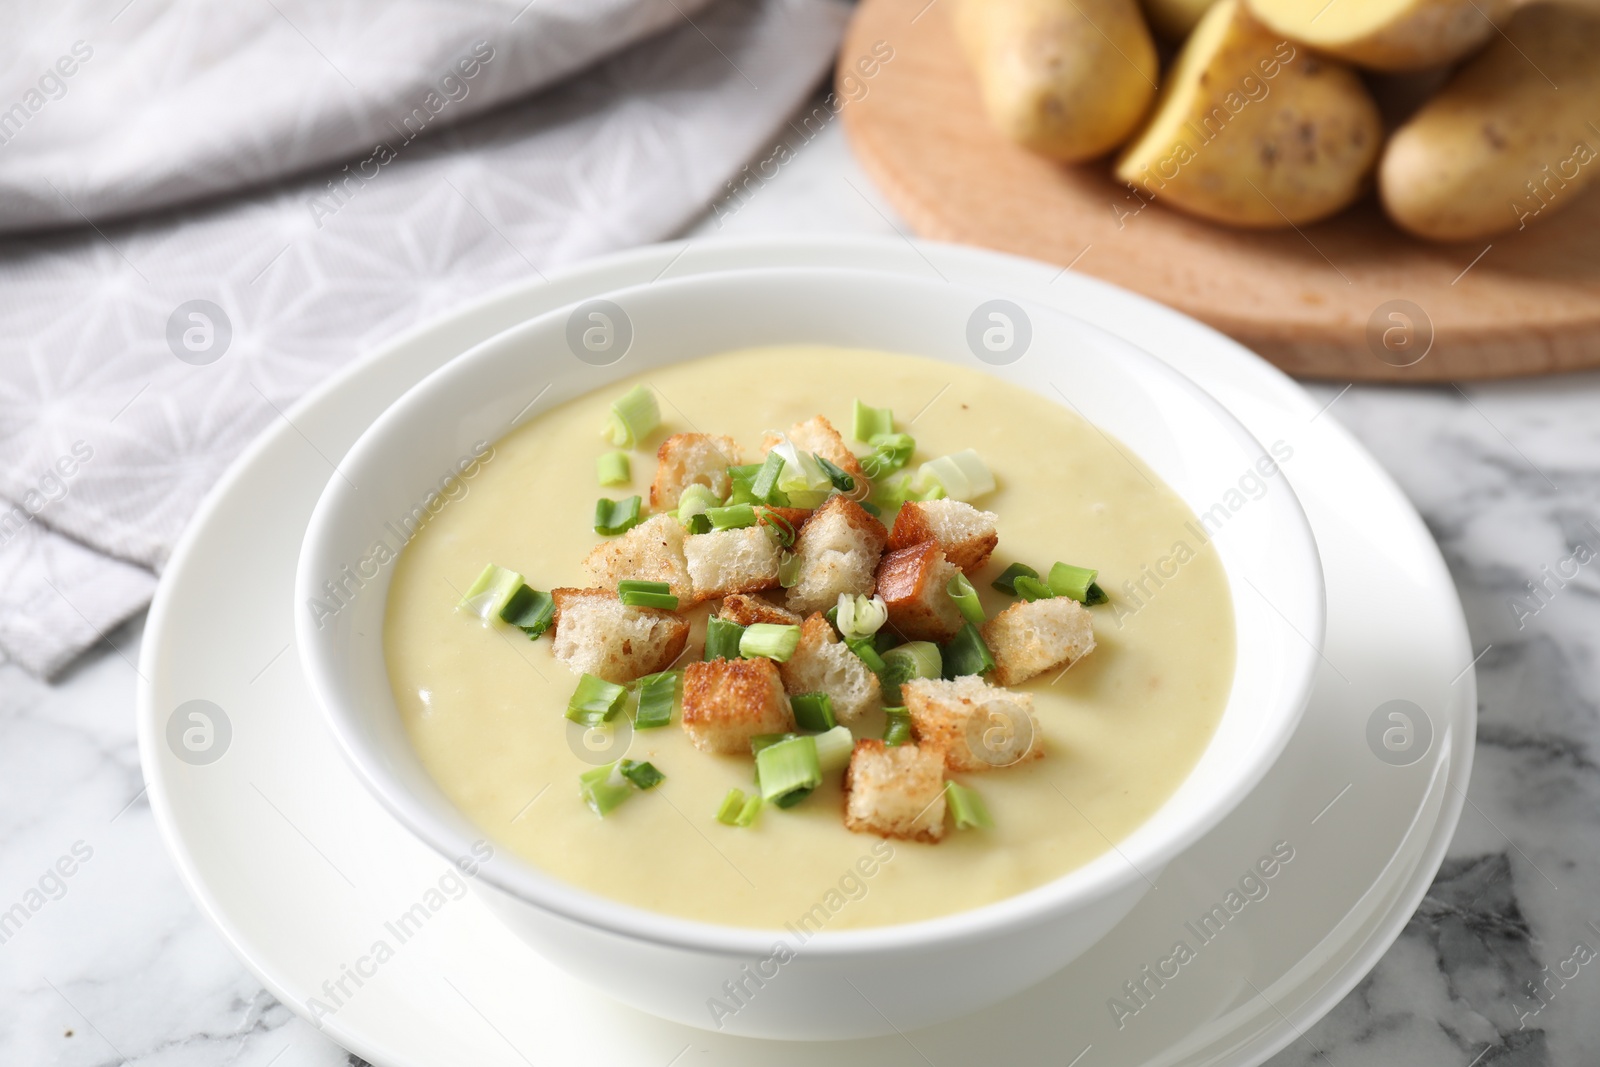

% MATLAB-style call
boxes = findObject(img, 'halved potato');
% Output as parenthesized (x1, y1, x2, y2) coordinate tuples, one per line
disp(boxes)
(954, 0, 1159, 162)
(1245, 0, 1509, 71)
(1379, 3, 1600, 242)
(1114, 0, 1382, 228)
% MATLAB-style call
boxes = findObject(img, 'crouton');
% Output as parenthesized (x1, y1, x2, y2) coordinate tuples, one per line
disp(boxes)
(888, 500, 999, 574)
(843, 740, 947, 842)
(762, 415, 867, 484)
(681, 657, 795, 754)
(982, 597, 1096, 686)
(649, 433, 742, 510)
(719, 593, 802, 627)
(549, 588, 689, 684)
(902, 675, 1043, 772)
(582, 514, 691, 600)
(684, 526, 782, 601)
(785, 495, 887, 615)
(875, 539, 964, 642)
(778, 613, 882, 724)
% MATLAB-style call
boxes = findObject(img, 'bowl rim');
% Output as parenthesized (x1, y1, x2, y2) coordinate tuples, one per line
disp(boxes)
(296, 265, 1325, 959)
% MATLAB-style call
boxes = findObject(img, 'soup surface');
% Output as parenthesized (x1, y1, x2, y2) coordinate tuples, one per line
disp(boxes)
(385, 346, 1234, 929)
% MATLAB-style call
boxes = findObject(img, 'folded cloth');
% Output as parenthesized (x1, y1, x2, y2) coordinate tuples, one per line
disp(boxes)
(0, 0, 850, 678)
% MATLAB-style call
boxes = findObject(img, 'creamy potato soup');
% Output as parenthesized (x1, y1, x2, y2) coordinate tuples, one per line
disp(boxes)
(385, 346, 1234, 930)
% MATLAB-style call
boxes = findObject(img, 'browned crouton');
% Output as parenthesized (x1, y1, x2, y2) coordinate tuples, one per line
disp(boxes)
(902, 675, 1043, 772)
(719, 594, 802, 627)
(684, 527, 781, 601)
(785, 495, 887, 614)
(649, 433, 742, 509)
(875, 539, 964, 642)
(777, 613, 881, 724)
(762, 415, 867, 484)
(982, 598, 1096, 686)
(582, 514, 691, 600)
(843, 740, 947, 842)
(681, 657, 795, 754)
(549, 588, 689, 684)
(888, 500, 999, 574)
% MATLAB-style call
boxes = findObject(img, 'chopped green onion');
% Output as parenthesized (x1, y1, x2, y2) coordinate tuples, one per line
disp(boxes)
(634, 670, 679, 729)
(740, 623, 801, 663)
(947, 573, 986, 626)
(618, 579, 671, 595)
(677, 484, 720, 533)
(602, 384, 659, 449)
(596, 450, 631, 486)
(499, 584, 555, 638)
(859, 499, 882, 517)
(881, 641, 942, 704)
(846, 636, 888, 674)
(618, 583, 679, 610)
(751, 451, 787, 504)
(778, 549, 801, 588)
(566, 673, 629, 727)
(726, 463, 788, 507)
(992, 562, 1040, 596)
(736, 792, 763, 826)
(774, 788, 814, 809)
(750, 732, 803, 755)
(768, 436, 831, 498)
(1048, 562, 1109, 605)
(874, 629, 902, 653)
(1014, 575, 1055, 601)
(913, 449, 995, 501)
(704, 616, 746, 660)
(945, 781, 994, 830)
(594, 495, 642, 536)
(756, 735, 821, 804)
(813, 725, 854, 773)
(791, 692, 837, 732)
(816, 455, 856, 493)
(853, 399, 894, 442)
(860, 433, 916, 480)
(619, 759, 664, 790)
(941, 623, 996, 678)
(579, 762, 635, 817)
(883, 707, 913, 746)
(706, 503, 758, 530)
(716, 788, 747, 825)
(757, 507, 797, 547)
(458, 563, 523, 621)
(835, 593, 888, 641)
(1084, 583, 1110, 606)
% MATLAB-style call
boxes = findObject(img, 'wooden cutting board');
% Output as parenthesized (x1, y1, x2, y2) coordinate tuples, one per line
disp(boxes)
(837, 0, 1600, 381)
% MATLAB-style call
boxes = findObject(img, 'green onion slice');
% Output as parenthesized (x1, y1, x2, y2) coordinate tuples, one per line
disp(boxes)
(881, 641, 942, 704)
(757, 507, 797, 547)
(579, 762, 635, 817)
(853, 399, 894, 442)
(566, 673, 628, 727)
(860, 433, 916, 480)
(813, 724, 854, 774)
(751, 451, 787, 504)
(859, 499, 882, 518)
(601, 384, 660, 449)
(706, 503, 758, 530)
(945, 781, 994, 830)
(739, 623, 801, 663)
(596, 450, 631, 487)
(458, 563, 523, 621)
(846, 636, 888, 674)
(735, 793, 763, 826)
(756, 735, 821, 804)
(913, 449, 995, 502)
(791, 692, 837, 732)
(1048, 562, 1109, 605)
(941, 623, 996, 679)
(816, 455, 856, 493)
(778, 549, 801, 588)
(619, 587, 679, 610)
(946, 573, 986, 626)
(677, 484, 721, 533)
(867, 469, 916, 511)
(992, 562, 1040, 596)
(1014, 575, 1055, 601)
(634, 670, 679, 729)
(835, 593, 888, 641)
(883, 707, 913, 746)
(703, 616, 746, 661)
(499, 584, 555, 638)
(716, 788, 747, 825)
(750, 732, 803, 755)
(594, 495, 642, 536)
(767, 436, 831, 497)
(618, 759, 664, 790)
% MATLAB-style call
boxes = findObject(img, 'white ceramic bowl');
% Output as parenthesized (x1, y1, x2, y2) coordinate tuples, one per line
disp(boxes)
(295, 267, 1323, 1040)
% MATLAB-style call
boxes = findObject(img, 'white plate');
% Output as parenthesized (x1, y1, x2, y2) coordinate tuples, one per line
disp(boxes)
(137, 237, 1474, 1067)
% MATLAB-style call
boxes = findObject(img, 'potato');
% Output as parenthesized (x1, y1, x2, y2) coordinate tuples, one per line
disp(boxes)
(1244, 0, 1509, 71)
(954, 0, 1159, 162)
(1379, 3, 1600, 242)
(1143, 0, 1222, 38)
(1114, 0, 1382, 227)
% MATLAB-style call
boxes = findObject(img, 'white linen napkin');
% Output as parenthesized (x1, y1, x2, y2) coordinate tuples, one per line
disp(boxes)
(0, 0, 850, 677)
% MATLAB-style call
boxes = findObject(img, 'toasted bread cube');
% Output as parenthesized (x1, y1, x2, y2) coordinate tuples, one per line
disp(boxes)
(549, 588, 689, 684)
(875, 539, 964, 642)
(681, 657, 795, 754)
(982, 597, 1096, 686)
(762, 415, 867, 484)
(785, 495, 887, 615)
(902, 675, 1043, 772)
(778, 613, 882, 725)
(888, 499, 999, 574)
(684, 526, 782, 601)
(649, 433, 742, 510)
(582, 514, 691, 600)
(843, 740, 947, 842)
(719, 593, 802, 627)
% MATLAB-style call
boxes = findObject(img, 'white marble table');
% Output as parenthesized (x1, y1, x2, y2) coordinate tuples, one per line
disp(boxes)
(5, 113, 1596, 1067)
